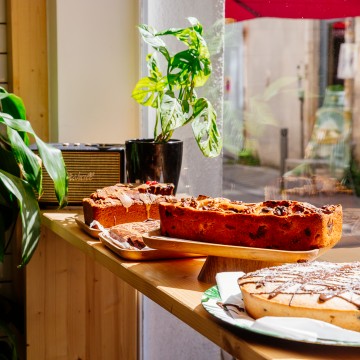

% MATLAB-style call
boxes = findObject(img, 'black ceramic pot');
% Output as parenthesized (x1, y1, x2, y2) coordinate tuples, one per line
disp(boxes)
(125, 139, 183, 193)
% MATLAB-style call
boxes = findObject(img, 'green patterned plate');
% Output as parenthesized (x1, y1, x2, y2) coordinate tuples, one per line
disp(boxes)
(201, 286, 360, 347)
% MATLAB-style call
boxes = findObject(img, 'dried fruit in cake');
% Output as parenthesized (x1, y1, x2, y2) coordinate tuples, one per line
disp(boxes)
(238, 261, 360, 331)
(159, 196, 342, 251)
(82, 182, 175, 228)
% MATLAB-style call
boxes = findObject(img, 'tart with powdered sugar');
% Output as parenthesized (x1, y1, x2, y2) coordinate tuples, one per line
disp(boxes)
(83, 182, 175, 228)
(238, 261, 360, 331)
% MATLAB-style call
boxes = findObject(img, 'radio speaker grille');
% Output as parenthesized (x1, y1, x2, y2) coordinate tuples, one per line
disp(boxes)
(32, 144, 125, 206)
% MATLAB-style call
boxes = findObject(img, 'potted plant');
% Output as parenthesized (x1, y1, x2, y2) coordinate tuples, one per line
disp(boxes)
(0, 87, 68, 266)
(0, 88, 68, 358)
(129, 17, 222, 191)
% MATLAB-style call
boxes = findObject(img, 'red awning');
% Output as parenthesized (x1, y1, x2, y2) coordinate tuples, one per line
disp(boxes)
(226, 0, 360, 21)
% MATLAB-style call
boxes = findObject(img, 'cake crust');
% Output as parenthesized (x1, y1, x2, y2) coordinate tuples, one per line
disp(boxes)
(238, 261, 360, 331)
(159, 197, 342, 251)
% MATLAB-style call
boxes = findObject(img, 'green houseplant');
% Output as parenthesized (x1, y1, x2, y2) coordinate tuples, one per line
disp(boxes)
(0, 88, 68, 358)
(0, 88, 68, 267)
(128, 17, 222, 189)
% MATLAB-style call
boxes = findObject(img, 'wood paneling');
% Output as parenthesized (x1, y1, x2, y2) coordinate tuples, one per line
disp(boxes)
(26, 227, 138, 360)
(7, 0, 49, 140)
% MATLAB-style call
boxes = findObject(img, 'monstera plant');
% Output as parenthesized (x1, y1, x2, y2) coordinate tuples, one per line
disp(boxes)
(128, 17, 222, 190)
(0, 87, 68, 267)
(131, 17, 222, 157)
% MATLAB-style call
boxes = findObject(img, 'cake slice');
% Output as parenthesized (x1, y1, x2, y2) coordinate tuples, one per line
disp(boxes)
(108, 220, 160, 249)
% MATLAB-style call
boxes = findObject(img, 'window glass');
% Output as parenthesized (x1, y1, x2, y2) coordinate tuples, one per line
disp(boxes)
(223, 16, 360, 241)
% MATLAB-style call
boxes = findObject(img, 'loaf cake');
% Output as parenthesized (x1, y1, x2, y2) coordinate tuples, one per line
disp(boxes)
(108, 220, 160, 250)
(83, 182, 174, 228)
(238, 261, 360, 331)
(159, 196, 342, 251)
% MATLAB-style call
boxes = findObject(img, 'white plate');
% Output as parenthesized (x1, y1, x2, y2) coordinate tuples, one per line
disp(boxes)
(201, 286, 360, 347)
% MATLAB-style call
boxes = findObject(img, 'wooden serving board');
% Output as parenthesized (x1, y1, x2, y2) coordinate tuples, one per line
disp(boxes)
(142, 230, 333, 283)
(99, 233, 201, 261)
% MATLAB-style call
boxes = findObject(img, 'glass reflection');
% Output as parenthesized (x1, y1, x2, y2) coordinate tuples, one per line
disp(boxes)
(223, 17, 360, 241)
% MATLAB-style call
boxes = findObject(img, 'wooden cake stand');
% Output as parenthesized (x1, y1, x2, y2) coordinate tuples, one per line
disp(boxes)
(142, 230, 332, 283)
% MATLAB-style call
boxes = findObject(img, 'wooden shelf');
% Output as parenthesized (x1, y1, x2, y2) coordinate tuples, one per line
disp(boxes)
(26, 210, 360, 360)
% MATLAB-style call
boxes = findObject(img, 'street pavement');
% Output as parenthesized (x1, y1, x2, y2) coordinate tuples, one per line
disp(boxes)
(223, 163, 360, 206)
(223, 163, 280, 203)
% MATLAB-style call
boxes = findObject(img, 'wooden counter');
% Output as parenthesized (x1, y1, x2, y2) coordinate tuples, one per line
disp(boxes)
(26, 210, 360, 359)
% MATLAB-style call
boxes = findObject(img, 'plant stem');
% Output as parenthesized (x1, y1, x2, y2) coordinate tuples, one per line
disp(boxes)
(154, 97, 161, 140)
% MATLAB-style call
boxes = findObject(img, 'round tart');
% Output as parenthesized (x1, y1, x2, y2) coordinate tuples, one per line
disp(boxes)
(238, 261, 360, 331)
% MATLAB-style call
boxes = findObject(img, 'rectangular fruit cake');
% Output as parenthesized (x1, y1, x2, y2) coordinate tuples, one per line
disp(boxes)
(83, 182, 175, 228)
(158, 196, 342, 251)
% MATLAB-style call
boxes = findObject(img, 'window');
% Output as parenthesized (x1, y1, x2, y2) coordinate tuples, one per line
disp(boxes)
(223, 16, 360, 240)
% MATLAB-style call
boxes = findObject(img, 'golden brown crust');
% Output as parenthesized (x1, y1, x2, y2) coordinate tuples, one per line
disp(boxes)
(82, 183, 174, 228)
(159, 197, 342, 251)
(238, 261, 360, 331)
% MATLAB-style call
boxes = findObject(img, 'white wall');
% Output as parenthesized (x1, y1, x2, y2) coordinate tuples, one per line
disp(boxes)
(48, 0, 140, 143)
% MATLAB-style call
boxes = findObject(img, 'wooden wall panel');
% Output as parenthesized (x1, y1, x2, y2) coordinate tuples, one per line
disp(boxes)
(26, 227, 139, 360)
(7, 0, 49, 140)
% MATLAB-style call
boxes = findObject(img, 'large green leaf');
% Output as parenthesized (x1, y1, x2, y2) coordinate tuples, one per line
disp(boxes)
(0, 116, 68, 207)
(0, 88, 68, 268)
(0, 87, 29, 145)
(132, 77, 164, 107)
(0, 146, 20, 177)
(156, 17, 204, 44)
(35, 138, 68, 207)
(138, 24, 171, 62)
(0, 93, 26, 120)
(168, 18, 210, 60)
(0, 170, 41, 267)
(7, 127, 42, 194)
(0, 112, 33, 132)
(158, 93, 187, 141)
(146, 53, 162, 79)
(187, 17, 203, 34)
(170, 50, 211, 87)
(138, 24, 166, 48)
(191, 98, 222, 158)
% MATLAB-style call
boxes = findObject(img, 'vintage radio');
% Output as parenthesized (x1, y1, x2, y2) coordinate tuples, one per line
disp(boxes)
(30, 143, 125, 206)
